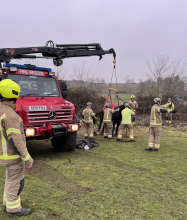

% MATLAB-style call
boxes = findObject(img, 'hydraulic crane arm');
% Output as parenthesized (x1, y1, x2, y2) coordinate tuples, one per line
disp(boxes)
(0, 40, 116, 67)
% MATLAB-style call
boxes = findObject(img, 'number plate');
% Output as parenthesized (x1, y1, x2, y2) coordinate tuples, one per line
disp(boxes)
(29, 106, 47, 111)
(51, 124, 63, 128)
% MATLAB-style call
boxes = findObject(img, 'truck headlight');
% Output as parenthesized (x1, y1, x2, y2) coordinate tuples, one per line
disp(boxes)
(72, 124, 78, 131)
(26, 128, 35, 136)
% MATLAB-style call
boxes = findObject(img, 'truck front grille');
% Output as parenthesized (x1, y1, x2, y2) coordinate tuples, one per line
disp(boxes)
(27, 109, 73, 123)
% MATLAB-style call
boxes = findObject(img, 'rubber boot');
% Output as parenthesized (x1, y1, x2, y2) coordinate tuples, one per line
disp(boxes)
(104, 136, 108, 138)
(130, 139, 135, 142)
(154, 149, 159, 151)
(8, 208, 32, 217)
(117, 139, 121, 141)
(108, 137, 114, 139)
(145, 148, 153, 151)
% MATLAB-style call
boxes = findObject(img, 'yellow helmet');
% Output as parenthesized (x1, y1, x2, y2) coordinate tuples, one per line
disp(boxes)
(0, 79, 20, 101)
(131, 95, 135, 99)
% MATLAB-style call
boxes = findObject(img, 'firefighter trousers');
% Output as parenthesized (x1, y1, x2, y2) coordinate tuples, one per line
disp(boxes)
(104, 122, 113, 138)
(166, 112, 172, 124)
(148, 126, 162, 149)
(3, 160, 25, 213)
(84, 122, 94, 138)
(118, 124, 134, 140)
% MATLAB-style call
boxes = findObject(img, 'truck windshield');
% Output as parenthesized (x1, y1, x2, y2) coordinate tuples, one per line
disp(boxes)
(7, 74, 60, 97)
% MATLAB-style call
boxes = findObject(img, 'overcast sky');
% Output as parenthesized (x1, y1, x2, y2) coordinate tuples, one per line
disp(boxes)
(1, 0, 187, 83)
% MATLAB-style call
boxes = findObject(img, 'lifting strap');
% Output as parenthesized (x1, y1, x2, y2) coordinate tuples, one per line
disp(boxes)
(112, 94, 119, 110)
(103, 59, 119, 111)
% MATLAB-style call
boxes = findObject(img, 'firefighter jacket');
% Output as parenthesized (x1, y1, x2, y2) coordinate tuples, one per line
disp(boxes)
(0, 101, 33, 166)
(121, 108, 135, 124)
(82, 108, 95, 123)
(128, 100, 138, 110)
(103, 108, 118, 122)
(150, 104, 170, 127)
(165, 102, 175, 111)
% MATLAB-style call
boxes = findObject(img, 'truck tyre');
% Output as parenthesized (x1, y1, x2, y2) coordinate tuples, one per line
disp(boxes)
(51, 132, 77, 152)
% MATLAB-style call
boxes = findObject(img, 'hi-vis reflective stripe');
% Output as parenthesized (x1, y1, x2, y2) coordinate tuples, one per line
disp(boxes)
(2, 134, 7, 156)
(0, 155, 20, 160)
(0, 114, 20, 160)
(22, 153, 30, 162)
(0, 114, 8, 157)
(89, 110, 91, 121)
(6, 197, 21, 209)
(155, 144, 160, 149)
(150, 107, 162, 126)
(0, 114, 6, 121)
(106, 109, 110, 120)
(3, 192, 6, 202)
(6, 128, 21, 136)
(19, 117, 22, 124)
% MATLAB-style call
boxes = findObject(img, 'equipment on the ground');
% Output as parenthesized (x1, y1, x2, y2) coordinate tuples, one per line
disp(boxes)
(76, 138, 98, 149)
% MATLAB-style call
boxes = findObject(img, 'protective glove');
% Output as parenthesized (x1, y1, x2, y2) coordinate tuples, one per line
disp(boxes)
(171, 110, 176, 113)
(169, 104, 172, 109)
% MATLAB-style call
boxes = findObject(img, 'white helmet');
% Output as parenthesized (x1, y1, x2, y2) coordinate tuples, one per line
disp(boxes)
(124, 103, 130, 108)
(87, 102, 92, 106)
(105, 103, 110, 108)
(153, 98, 161, 104)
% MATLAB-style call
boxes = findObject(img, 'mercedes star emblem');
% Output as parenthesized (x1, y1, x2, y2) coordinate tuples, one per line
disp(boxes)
(48, 111, 57, 120)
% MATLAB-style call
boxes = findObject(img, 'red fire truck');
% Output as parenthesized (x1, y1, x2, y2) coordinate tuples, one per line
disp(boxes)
(0, 41, 116, 151)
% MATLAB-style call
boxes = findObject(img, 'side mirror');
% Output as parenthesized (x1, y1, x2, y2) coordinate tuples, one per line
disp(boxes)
(62, 91, 67, 98)
(61, 81, 67, 91)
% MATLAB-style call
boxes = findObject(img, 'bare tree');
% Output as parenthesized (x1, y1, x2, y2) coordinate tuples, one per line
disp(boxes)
(123, 75, 135, 93)
(71, 59, 94, 83)
(145, 54, 187, 97)
(145, 54, 171, 95)
(70, 59, 106, 92)
(55, 65, 67, 80)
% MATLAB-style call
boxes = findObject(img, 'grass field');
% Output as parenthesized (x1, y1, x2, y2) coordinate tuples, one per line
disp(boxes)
(97, 84, 138, 94)
(99, 93, 132, 105)
(0, 126, 187, 219)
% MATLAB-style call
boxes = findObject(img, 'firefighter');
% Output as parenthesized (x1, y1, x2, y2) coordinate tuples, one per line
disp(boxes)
(128, 95, 138, 126)
(103, 103, 119, 139)
(117, 103, 135, 141)
(82, 102, 96, 138)
(165, 98, 175, 124)
(0, 79, 33, 217)
(145, 98, 171, 151)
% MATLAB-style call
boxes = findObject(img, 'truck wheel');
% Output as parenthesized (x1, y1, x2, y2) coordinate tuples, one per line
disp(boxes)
(51, 132, 77, 152)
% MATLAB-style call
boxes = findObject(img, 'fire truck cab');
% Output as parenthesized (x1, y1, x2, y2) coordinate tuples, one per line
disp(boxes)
(0, 63, 80, 151)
